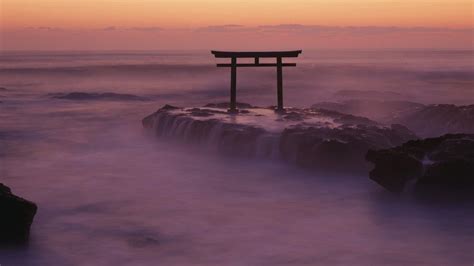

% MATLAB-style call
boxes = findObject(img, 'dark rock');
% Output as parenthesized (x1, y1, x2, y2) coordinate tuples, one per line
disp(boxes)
(366, 149, 423, 193)
(0, 183, 37, 244)
(0, 87, 7, 91)
(51, 92, 147, 101)
(366, 134, 474, 196)
(160, 104, 180, 111)
(281, 111, 305, 121)
(142, 105, 181, 128)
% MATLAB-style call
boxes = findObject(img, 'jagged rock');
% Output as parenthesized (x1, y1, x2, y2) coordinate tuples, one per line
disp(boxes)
(394, 104, 474, 137)
(366, 134, 474, 196)
(51, 92, 147, 101)
(0, 183, 38, 244)
(143, 104, 417, 172)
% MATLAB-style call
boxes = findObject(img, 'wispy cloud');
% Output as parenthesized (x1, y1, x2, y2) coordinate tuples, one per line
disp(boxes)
(188, 24, 474, 35)
(128, 27, 162, 32)
(23, 26, 64, 31)
(257, 24, 473, 34)
(102, 26, 117, 31)
(100, 26, 162, 32)
(195, 24, 249, 32)
(3, 24, 471, 50)
(14, 24, 473, 34)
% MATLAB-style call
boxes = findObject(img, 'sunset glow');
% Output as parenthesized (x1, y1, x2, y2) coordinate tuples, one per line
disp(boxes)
(1, 0, 473, 50)
(2, 0, 472, 29)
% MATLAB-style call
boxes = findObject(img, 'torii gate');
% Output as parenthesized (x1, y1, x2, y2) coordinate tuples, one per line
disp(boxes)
(211, 50, 302, 113)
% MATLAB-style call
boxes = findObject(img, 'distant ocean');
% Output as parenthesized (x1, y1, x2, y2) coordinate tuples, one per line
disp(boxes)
(1, 50, 473, 106)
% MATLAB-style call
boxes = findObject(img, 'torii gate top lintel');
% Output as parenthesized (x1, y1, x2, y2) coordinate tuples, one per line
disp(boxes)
(211, 50, 302, 113)
(211, 50, 302, 58)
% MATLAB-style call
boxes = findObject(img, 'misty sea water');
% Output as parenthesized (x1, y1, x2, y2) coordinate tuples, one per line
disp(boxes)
(0, 50, 473, 265)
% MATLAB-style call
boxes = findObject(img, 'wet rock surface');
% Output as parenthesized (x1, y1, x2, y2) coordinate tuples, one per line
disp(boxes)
(51, 92, 148, 101)
(366, 134, 474, 196)
(0, 183, 38, 245)
(143, 104, 417, 172)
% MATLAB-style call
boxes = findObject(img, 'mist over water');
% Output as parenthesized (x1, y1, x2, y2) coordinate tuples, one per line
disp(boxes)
(0, 50, 473, 265)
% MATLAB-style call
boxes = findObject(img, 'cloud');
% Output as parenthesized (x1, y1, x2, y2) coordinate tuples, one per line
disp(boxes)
(3, 24, 471, 50)
(196, 24, 249, 32)
(23, 26, 63, 31)
(128, 27, 162, 32)
(100, 26, 162, 32)
(190, 24, 473, 36)
(102, 26, 117, 31)
(256, 24, 473, 34)
(14, 24, 472, 35)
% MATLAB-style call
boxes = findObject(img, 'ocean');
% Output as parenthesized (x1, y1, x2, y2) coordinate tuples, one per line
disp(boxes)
(0, 50, 473, 265)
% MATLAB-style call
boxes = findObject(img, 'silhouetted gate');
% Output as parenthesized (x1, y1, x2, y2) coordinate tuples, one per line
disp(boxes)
(211, 50, 302, 113)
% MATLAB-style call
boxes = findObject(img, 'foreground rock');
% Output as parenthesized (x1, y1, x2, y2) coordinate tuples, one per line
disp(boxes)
(0, 183, 37, 244)
(143, 104, 416, 172)
(51, 92, 147, 101)
(366, 134, 474, 196)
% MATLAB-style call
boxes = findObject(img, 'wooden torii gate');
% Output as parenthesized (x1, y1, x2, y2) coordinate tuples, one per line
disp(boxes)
(211, 50, 302, 113)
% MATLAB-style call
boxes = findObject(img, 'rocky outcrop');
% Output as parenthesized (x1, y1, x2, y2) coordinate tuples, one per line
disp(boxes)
(366, 134, 474, 196)
(0, 183, 38, 244)
(312, 101, 474, 138)
(144, 104, 417, 172)
(394, 104, 474, 137)
(311, 100, 424, 123)
(51, 92, 147, 101)
(333, 90, 405, 100)
(143, 105, 270, 157)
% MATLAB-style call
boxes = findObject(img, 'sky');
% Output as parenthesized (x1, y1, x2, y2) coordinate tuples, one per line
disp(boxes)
(1, 0, 473, 50)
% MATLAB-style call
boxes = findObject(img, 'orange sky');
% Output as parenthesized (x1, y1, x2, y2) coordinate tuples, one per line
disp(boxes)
(1, 0, 472, 50)
(2, 0, 473, 29)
